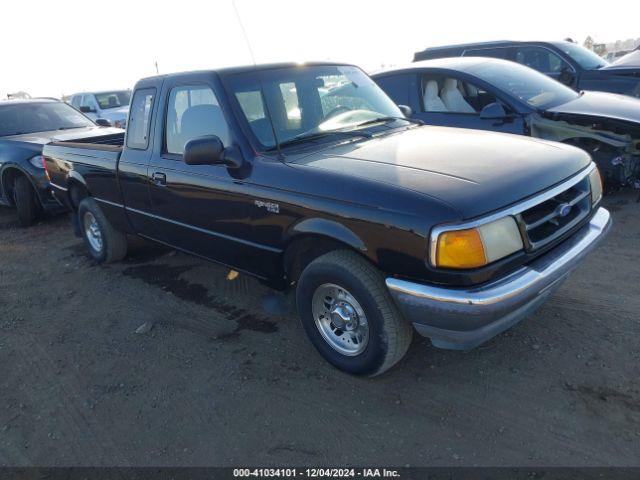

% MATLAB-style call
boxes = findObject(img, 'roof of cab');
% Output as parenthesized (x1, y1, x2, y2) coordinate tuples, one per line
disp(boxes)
(135, 61, 356, 86)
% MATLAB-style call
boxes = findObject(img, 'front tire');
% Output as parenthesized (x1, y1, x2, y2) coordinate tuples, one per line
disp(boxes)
(14, 176, 38, 227)
(78, 198, 127, 263)
(296, 250, 413, 376)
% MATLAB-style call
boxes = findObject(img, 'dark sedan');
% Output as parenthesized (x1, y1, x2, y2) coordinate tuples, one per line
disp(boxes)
(0, 99, 122, 226)
(372, 57, 640, 190)
(413, 40, 640, 99)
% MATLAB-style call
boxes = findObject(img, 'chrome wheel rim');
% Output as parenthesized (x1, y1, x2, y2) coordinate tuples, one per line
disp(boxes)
(311, 283, 369, 356)
(83, 212, 103, 253)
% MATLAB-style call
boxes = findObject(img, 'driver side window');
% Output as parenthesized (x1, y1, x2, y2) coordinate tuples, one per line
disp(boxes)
(165, 85, 230, 156)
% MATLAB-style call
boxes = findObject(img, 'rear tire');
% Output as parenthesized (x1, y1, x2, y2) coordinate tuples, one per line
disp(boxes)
(296, 250, 413, 376)
(78, 198, 127, 264)
(14, 176, 38, 227)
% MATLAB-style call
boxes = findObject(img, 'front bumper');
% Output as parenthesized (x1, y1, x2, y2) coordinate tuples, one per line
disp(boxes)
(386, 207, 612, 350)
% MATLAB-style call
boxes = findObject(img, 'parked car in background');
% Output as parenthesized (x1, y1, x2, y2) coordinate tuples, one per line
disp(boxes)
(68, 90, 131, 128)
(0, 99, 122, 226)
(611, 47, 640, 68)
(414, 41, 640, 98)
(373, 57, 640, 190)
(44, 63, 610, 376)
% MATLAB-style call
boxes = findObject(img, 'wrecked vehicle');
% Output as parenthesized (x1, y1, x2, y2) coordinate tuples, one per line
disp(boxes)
(372, 57, 640, 190)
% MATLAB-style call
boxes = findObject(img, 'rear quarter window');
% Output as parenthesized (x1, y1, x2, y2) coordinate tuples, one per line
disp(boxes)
(126, 88, 156, 150)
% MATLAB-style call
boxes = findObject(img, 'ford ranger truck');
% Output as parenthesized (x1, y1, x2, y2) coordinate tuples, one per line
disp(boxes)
(43, 63, 611, 376)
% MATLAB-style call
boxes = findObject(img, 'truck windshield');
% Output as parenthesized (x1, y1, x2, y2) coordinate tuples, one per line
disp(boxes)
(95, 91, 131, 110)
(469, 61, 580, 109)
(553, 42, 609, 70)
(0, 102, 95, 137)
(227, 65, 403, 149)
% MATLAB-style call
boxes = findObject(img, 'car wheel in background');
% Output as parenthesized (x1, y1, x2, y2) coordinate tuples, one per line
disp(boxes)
(296, 250, 413, 376)
(13, 176, 38, 227)
(77, 198, 127, 264)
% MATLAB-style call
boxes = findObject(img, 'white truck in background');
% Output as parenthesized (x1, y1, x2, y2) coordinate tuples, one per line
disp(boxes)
(68, 90, 131, 128)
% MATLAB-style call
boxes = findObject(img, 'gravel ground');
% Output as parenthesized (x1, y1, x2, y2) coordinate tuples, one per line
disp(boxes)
(0, 192, 638, 467)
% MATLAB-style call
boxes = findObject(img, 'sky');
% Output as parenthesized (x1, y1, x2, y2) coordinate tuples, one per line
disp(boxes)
(1, 0, 638, 98)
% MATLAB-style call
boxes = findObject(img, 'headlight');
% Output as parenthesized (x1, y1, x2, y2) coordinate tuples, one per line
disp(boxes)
(28, 155, 45, 169)
(588, 167, 603, 206)
(434, 216, 523, 269)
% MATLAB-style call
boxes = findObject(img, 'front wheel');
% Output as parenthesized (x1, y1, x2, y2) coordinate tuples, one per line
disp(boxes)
(78, 198, 127, 263)
(296, 250, 413, 376)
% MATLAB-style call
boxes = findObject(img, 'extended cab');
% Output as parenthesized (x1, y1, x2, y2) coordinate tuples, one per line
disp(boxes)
(43, 63, 611, 376)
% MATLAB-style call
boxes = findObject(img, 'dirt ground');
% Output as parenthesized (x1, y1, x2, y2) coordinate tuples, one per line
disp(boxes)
(0, 192, 638, 467)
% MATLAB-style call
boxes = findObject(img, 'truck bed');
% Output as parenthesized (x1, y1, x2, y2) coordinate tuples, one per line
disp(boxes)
(43, 132, 125, 214)
(48, 131, 124, 151)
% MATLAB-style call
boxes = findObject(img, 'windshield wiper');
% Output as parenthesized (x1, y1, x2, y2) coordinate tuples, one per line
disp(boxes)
(272, 130, 373, 150)
(354, 116, 424, 128)
(58, 126, 87, 130)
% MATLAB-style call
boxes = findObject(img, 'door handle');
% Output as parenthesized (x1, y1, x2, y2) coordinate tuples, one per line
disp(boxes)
(151, 172, 166, 186)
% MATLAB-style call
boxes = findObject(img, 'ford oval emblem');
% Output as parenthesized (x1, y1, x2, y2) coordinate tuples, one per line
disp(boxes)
(557, 203, 572, 217)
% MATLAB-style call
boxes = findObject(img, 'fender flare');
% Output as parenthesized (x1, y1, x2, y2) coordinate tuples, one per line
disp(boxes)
(285, 217, 367, 253)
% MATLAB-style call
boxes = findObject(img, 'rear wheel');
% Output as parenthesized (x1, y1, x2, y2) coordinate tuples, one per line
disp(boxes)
(296, 250, 413, 376)
(13, 176, 38, 227)
(78, 198, 127, 263)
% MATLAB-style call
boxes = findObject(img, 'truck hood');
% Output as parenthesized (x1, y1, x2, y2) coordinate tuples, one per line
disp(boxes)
(1, 126, 124, 146)
(289, 126, 590, 219)
(547, 91, 640, 126)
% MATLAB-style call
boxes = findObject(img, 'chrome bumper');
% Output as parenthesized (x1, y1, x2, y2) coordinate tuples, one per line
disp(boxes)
(386, 207, 612, 350)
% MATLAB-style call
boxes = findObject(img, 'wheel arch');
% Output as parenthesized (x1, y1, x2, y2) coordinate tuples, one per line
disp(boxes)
(283, 218, 369, 284)
(66, 175, 91, 211)
(1, 165, 39, 207)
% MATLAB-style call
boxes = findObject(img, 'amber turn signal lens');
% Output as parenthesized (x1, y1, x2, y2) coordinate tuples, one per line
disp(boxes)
(436, 228, 487, 269)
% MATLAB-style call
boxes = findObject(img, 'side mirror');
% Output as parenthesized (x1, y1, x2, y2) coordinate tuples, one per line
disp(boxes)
(480, 102, 508, 120)
(559, 67, 575, 86)
(79, 106, 95, 113)
(184, 135, 244, 169)
(95, 118, 111, 127)
(398, 104, 412, 117)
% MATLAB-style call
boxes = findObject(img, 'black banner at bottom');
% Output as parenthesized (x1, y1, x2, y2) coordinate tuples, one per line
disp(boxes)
(0, 467, 639, 480)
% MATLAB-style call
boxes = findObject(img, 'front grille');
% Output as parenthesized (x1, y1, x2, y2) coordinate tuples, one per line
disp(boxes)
(517, 176, 591, 251)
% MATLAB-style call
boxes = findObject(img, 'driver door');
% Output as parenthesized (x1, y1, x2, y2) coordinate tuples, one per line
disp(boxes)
(146, 77, 254, 271)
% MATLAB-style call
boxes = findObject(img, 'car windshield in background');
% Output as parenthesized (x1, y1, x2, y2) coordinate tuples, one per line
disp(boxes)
(554, 42, 609, 70)
(95, 91, 131, 110)
(228, 65, 403, 149)
(0, 102, 95, 137)
(469, 61, 580, 109)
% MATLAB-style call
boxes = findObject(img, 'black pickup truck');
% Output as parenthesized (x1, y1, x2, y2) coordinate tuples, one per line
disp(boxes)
(43, 62, 611, 376)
